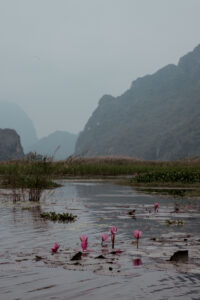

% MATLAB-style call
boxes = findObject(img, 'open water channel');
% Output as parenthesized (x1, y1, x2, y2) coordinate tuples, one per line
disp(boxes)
(0, 180, 200, 299)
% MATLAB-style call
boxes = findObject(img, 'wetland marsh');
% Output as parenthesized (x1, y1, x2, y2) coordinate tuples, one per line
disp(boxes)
(0, 180, 200, 299)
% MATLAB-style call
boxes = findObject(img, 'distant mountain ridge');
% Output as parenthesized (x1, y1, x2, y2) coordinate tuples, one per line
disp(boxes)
(75, 44, 200, 160)
(0, 101, 38, 152)
(27, 131, 78, 160)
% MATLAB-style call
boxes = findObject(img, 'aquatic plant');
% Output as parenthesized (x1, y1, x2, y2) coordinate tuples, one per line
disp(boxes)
(80, 235, 88, 251)
(101, 233, 109, 246)
(165, 219, 185, 225)
(128, 209, 136, 216)
(110, 226, 118, 249)
(40, 211, 77, 222)
(169, 250, 188, 262)
(1, 160, 59, 202)
(80, 234, 88, 242)
(154, 202, 159, 212)
(133, 168, 200, 184)
(134, 230, 142, 249)
(71, 251, 82, 261)
(51, 243, 60, 253)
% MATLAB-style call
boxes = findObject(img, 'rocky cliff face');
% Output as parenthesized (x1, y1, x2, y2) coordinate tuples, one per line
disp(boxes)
(0, 129, 24, 161)
(75, 44, 200, 160)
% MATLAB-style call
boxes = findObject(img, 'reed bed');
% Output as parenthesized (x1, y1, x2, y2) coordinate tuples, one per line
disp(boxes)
(0, 156, 200, 181)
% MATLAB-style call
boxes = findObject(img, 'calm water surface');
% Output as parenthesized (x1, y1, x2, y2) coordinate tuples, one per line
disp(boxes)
(0, 180, 200, 300)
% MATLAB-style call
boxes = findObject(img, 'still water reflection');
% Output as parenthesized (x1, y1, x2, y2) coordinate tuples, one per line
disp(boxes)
(0, 180, 200, 300)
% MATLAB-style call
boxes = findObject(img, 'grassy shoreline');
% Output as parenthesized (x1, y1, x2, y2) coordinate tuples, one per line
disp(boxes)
(0, 157, 200, 196)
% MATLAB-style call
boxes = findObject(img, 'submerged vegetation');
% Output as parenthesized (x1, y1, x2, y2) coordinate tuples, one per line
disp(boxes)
(40, 211, 77, 222)
(165, 219, 185, 225)
(132, 169, 200, 184)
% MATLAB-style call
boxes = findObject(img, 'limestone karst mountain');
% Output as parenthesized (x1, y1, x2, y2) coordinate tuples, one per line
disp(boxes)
(75, 44, 200, 160)
(0, 128, 24, 161)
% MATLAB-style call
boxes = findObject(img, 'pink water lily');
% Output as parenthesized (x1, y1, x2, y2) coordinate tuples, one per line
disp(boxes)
(110, 226, 118, 249)
(51, 243, 60, 253)
(101, 233, 109, 246)
(154, 202, 159, 213)
(134, 230, 142, 249)
(81, 241, 88, 251)
(110, 226, 118, 235)
(134, 230, 142, 239)
(80, 235, 88, 251)
(80, 234, 88, 242)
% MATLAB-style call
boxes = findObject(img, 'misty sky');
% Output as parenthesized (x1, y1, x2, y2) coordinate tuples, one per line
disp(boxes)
(0, 0, 200, 138)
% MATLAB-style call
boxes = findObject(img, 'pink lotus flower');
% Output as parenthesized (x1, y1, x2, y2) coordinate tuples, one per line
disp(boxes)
(80, 235, 88, 252)
(81, 241, 88, 251)
(110, 226, 118, 249)
(154, 202, 159, 212)
(110, 226, 118, 235)
(134, 230, 142, 249)
(51, 243, 60, 253)
(101, 233, 109, 246)
(80, 234, 88, 242)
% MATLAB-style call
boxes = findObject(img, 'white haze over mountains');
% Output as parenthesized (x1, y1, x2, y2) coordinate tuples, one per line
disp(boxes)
(0, 0, 200, 138)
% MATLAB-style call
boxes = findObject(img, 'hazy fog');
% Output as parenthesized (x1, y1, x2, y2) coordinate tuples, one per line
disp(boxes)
(0, 0, 200, 138)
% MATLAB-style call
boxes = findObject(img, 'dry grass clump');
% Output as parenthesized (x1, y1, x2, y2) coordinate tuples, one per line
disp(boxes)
(65, 155, 142, 165)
